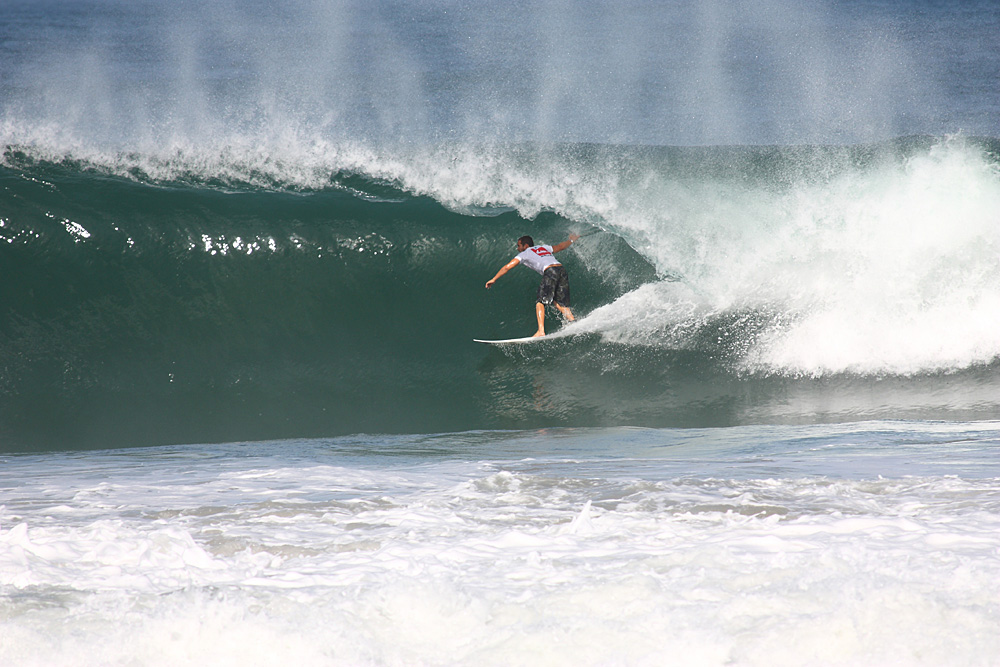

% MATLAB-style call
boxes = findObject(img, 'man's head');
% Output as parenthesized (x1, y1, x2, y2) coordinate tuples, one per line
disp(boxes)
(517, 235, 534, 251)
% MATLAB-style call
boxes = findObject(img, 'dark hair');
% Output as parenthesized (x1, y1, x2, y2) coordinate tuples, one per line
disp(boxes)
(518, 235, 534, 247)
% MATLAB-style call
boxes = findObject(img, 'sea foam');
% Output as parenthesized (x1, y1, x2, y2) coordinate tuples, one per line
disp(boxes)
(2, 427, 999, 666)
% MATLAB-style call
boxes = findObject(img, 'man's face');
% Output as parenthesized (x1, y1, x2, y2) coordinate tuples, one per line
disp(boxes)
(516, 240, 528, 252)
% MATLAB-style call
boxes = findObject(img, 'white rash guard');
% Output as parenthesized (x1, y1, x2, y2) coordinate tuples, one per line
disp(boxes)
(516, 245, 560, 274)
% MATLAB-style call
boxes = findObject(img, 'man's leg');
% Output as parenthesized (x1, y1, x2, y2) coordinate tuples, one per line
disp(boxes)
(555, 303, 575, 321)
(533, 302, 546, 337)
(554, 270, 574, 321)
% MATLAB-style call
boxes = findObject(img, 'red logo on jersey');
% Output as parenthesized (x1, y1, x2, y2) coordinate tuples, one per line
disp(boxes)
(532, 247, 552, 257)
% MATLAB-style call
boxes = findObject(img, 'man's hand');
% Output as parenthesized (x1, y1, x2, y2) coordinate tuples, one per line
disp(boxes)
(486, 257, 520, 288)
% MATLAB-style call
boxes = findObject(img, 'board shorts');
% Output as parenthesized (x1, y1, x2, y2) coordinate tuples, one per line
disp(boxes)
(537, 265, 570, 307)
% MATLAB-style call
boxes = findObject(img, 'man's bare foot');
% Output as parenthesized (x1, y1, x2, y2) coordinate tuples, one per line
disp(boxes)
(532, 330, 546, 337)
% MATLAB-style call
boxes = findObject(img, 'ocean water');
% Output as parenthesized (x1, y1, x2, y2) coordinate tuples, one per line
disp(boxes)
(2, 0, 1000, 664)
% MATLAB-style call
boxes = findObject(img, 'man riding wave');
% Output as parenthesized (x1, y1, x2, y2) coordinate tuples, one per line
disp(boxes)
(486, 233, 580, 337)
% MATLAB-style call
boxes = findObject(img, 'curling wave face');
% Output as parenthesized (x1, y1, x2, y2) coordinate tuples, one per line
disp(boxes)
(2, 136, 1000, 450)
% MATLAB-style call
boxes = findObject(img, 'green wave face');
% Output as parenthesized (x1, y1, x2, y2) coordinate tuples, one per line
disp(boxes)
(4, 137, 1000, 452)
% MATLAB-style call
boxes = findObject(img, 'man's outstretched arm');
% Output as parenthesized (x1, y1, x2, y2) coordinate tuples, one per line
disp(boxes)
(486, 257, 521, 289)
(551, 233, 581, 254)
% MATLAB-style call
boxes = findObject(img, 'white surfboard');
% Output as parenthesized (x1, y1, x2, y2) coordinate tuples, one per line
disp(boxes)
(474, 329, 579, 344)
(475, 320, 583, 345)
(473, 335, 548, 344)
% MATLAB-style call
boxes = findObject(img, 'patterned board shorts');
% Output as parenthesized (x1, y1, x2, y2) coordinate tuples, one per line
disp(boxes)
(537, 265, 571, 307)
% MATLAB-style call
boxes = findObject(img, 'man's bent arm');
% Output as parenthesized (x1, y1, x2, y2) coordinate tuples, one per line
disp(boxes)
(486, 257, 521, 288)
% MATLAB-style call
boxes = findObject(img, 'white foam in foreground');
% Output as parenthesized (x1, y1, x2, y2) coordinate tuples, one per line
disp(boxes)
(2, 426, 999, 666)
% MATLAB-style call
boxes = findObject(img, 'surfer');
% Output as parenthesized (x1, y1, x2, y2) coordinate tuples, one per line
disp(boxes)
(485, 234, 580, 337)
